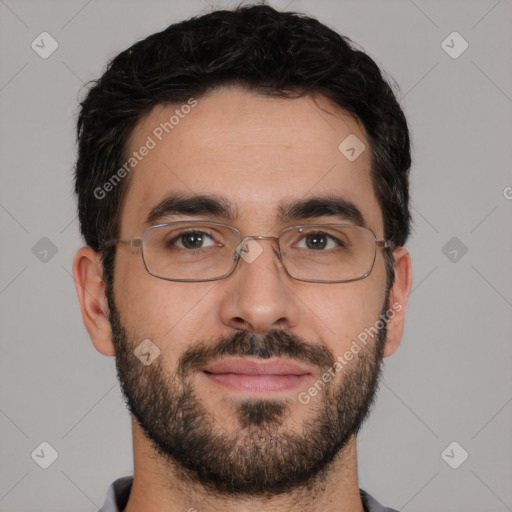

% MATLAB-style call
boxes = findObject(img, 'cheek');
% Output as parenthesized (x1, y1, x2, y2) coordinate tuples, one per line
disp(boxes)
(113, 252, 153, 329)
(113, 252, 214, 341)
(301, 275, 386, 355)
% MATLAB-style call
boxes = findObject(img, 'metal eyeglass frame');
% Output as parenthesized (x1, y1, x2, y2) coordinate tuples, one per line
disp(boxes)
(103, 220, 393, 283)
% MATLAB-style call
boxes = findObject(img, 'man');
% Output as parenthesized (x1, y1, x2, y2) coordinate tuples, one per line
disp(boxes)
(72, 3, 412, 511)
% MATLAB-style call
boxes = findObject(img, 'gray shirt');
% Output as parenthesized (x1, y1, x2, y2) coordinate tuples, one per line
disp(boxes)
(98, 476, 399, 512)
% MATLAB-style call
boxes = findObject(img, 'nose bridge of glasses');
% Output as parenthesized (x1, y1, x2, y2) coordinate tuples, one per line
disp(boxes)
(234, 235, 282, 260)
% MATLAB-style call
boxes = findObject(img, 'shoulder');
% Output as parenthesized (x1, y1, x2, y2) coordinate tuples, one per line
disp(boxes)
(98, 476, 133, 512)
(360, 488, 399, 512)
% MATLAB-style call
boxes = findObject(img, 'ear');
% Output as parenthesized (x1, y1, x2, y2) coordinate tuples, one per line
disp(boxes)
(383, 247, 412, 358)
(72, 246, 115, 356)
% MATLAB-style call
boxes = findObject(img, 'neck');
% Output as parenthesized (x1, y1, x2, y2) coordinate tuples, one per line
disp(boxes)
(123, 420, 365, 512)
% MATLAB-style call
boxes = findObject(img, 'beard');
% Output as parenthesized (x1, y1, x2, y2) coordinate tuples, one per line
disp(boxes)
(108, 293, 390, 498)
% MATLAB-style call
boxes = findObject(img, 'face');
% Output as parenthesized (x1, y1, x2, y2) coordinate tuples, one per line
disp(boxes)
(106, 87, 396, 496)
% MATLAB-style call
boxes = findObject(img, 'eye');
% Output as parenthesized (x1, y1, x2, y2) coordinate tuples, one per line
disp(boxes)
(172, 230, 218, 250)
(295, 231, 342, 251)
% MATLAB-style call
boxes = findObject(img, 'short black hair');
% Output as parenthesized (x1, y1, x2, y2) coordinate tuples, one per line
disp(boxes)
(74, 2, 411, 295)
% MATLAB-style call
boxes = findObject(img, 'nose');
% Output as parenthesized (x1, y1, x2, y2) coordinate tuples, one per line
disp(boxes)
(218, 237, 301, 334)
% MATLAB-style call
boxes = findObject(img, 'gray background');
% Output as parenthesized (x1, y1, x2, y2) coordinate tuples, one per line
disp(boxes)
(1, 0, 511, 510)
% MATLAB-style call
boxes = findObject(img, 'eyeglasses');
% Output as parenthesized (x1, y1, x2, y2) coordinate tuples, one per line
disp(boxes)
(103, 221, 392, 283)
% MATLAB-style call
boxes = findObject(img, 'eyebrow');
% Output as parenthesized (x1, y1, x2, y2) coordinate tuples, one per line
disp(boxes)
(144, 193, 366, 227)
(145, 193, 237, 226)
(278, 194, 366, 227)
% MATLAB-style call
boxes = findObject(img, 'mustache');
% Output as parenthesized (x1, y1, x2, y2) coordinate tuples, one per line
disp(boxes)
(177, 329, 335, 377)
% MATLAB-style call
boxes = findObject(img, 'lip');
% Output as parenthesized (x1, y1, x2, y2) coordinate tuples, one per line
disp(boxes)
(202, 357, 314, 376)
(201, 357, 315, 393)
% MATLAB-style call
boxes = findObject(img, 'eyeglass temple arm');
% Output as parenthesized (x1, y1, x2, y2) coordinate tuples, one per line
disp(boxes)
(102, 238, 143, 249)
(377, 240, 394, 250)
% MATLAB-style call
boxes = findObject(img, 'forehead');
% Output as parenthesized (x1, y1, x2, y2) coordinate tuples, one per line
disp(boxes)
(119, 87, 382, 236)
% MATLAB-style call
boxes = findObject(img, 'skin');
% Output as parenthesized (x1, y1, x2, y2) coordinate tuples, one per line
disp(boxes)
(73, 86, 412, 512)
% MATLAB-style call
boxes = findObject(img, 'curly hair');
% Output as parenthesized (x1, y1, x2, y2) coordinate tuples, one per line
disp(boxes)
(74, 3, 411, 295)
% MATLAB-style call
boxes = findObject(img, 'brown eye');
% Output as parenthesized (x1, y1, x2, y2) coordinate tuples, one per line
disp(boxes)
(296, 231, 342, 251)
(181, 232, 207, 249)
(169, 230, 217, 250)
(305, 233, 328, 250)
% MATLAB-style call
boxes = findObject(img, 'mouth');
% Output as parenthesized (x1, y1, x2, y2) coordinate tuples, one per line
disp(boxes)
(201, 357, 315, 393)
